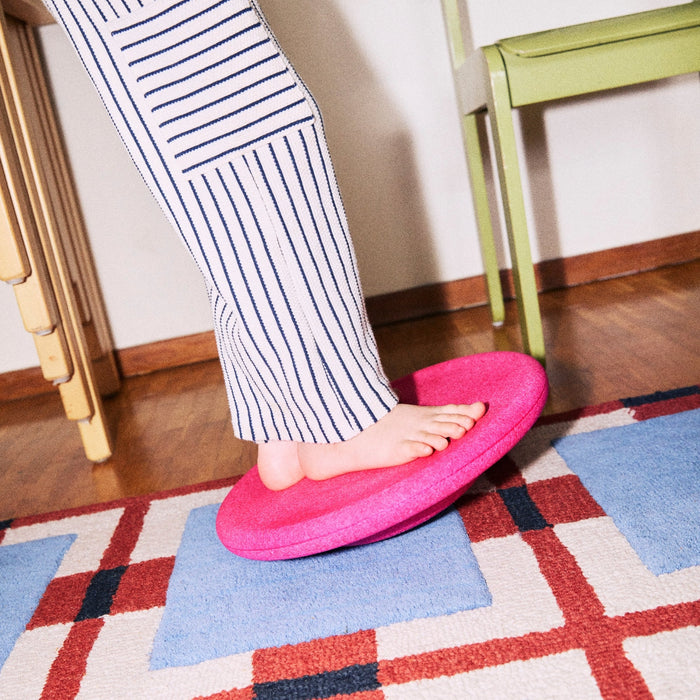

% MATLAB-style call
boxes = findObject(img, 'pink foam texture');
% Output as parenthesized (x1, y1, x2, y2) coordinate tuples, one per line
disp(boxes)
(216, 352, 548, 560)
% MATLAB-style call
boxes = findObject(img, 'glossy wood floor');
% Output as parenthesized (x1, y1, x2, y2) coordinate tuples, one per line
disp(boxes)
(1, 260, 698, 521)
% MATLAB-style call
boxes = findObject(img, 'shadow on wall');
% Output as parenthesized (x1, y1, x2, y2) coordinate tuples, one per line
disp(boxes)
(258, 0, 439, 297)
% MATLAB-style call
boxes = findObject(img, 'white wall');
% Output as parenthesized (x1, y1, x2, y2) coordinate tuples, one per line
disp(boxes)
(1, 0, 699, 372)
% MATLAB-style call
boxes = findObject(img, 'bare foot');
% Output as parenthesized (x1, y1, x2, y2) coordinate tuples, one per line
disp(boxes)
(257, 402, 486, 491)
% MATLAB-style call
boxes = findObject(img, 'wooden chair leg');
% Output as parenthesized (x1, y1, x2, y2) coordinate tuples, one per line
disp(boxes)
(0, 12, 115, 461)
(461, 112, 505, 326)
(482, 46, 545, 363)
(443, 0, 505, 326)
(16, 18, 120, 398)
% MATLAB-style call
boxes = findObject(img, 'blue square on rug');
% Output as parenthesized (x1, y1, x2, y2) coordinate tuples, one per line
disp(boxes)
(553, 408, 700, 575)
(150, 505, 491, 668)
(0, 534, 76, 668)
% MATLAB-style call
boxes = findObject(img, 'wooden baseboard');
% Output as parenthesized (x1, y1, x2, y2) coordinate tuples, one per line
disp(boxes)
(0, 331, 219, 403)
(366, 230, 700, 326)
(115, 330, 218, 378)
(3, 230, 698, 401)
(0, 365, 49, 403)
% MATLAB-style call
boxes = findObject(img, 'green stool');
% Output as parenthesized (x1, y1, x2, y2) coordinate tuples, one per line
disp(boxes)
(442, 1, 700, 363)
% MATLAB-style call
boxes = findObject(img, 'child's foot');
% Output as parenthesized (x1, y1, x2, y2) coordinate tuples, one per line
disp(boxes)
(257, 402, 486, 490)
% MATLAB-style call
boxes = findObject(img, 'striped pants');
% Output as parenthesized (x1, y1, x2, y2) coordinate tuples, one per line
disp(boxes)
(44, 0, 398, 443)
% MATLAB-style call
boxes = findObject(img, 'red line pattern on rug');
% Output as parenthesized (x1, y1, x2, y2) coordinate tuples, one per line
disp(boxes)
(2, 386, 698, 699)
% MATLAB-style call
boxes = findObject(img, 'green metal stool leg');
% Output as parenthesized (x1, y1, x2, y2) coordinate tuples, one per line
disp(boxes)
(461, 112, 505, 326)
(482, 46, 545, 363)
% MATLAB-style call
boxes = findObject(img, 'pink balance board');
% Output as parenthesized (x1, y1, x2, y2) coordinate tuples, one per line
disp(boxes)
(216, 351, 548, 560)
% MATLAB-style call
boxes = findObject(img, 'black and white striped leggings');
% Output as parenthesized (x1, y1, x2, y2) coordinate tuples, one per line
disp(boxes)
(44, 0, 398, 443)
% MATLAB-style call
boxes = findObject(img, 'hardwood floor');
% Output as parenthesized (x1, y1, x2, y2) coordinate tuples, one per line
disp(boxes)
(1, 259, 698, 521)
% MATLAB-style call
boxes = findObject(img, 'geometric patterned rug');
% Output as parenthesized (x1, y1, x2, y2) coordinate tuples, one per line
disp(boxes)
(1, 386, 698, 699)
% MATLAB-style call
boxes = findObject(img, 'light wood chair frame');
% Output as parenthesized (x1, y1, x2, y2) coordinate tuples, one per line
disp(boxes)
(0, 1, 119, 461)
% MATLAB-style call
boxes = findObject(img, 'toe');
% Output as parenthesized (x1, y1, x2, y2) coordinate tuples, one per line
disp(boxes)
(420, 432, 451, 452)
(434, 420, 469, 440)
(466, 402, 487, 420)
(411, 441, 435, 459)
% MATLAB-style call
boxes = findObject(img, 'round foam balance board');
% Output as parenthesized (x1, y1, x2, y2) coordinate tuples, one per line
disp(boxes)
(216, 351, 548, 560)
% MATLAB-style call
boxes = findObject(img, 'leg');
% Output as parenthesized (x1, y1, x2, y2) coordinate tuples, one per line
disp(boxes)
(44, 0, 396, 438)
(482, 47, 545, 361)
(462, 112, 506, 327)
(45, 0, 485, 489)
(442, 0, 504, 326)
